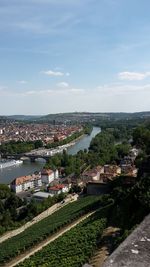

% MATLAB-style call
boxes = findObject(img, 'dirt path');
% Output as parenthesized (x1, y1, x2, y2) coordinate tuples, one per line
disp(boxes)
(0, 194, 78, 244)
(89, 227, 120, 267)
(4, 211, 95, 267)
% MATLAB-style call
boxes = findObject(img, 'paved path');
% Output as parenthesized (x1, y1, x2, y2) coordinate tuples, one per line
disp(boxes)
(0, 194, 78, 244)
(4, 211, 95, 267)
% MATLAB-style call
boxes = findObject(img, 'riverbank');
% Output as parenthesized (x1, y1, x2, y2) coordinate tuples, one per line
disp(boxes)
(0, 127, 101, 184)
(25, 134, 86, 157)
(45, 128, 86, 150)
(68, 127, 101, 155)
(67, 133, 85, 147)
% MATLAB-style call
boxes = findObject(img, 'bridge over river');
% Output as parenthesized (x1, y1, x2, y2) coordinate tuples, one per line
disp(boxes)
(0, 127, 101, 184)
(1, 153, 50, 163)
(0, 141, 75, 162)
(1, 150, 55, 163)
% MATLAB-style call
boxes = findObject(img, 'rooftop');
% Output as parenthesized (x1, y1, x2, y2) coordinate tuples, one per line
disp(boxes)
(32, 192, 51, 198)
(48, 184, 65, 191)
(11, 174, 40, 185)
(41, 169, 54, 175)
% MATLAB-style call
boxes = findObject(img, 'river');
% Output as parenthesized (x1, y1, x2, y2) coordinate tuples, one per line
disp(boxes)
(67, 126, 101, 155)
(0, 127, 101, 184)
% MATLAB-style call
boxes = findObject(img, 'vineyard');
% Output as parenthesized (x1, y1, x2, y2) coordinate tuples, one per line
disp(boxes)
(17, 212, 107, 267)
(0, 195, 106, 265)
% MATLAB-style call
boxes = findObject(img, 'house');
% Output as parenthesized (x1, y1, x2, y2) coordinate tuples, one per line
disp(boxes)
(11, 173, 42, 193)
(54, 169, 59, 179)
(121, 164, 138, 177)
(104, 165, 121, 175)
(82, 166, 104, 182)
(85, 165, 121, 195)
(100, 173, 116, 183)
(71, 178, 84, 187)
(61, 176, 83, 188)
(61, 178, 72, 189)
(53, 134, 66, 142)
(120, 156, 134, 166)
(41, 169, 59, 184)
(129, 148, 139, 159)
(48, 184, 69, 196)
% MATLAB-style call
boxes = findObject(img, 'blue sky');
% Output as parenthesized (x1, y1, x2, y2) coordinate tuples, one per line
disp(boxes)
(0, 0, 150, 114)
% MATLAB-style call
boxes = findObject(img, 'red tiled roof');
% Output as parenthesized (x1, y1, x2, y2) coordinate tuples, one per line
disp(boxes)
(11, 174, 40, 185)
(48, 184, 65, 191)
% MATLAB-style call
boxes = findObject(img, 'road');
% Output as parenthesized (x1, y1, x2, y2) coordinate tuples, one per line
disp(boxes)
(0, 194, 78, 244)
(4, 211, 95, 267)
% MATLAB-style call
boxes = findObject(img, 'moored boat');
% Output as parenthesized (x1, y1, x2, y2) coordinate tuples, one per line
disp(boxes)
(0, 160, 23, 169)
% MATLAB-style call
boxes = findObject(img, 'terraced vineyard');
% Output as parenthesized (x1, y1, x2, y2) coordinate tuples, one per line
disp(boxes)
(17, 211, 108, 267)
(0, 195, 106, 266)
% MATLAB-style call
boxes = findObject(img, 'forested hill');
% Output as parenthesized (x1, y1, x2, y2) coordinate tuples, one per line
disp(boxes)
(37, 111, 150, 122)
(1, 111, 150, 123)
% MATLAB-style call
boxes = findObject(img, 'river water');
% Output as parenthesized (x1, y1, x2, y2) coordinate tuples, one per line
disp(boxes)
(67, 126, 101, 155)
(0, 127, 101, 184)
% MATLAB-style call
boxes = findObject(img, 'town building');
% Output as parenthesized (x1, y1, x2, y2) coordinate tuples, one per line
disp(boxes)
(48, 184, 69, 196)
(85, 165, 122, 195)
(129, 148, 139, 158)
(11, 173, 42, 193)
(82, 166, 104, 182)
(0, 122, 83, 145)
(103, 165, 121, 175)
(100, 173, 116, 183)
(41, 169, 59, 184)
(120, 164, 138, 177)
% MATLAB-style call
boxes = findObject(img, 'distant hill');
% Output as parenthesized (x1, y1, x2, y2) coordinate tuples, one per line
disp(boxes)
(39, 111, 150, 122)
(7, 115, 42, 121)
(0, 112, 150, 123)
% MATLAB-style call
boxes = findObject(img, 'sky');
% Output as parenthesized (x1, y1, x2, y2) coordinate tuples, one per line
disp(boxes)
(0, 0, 150, 115)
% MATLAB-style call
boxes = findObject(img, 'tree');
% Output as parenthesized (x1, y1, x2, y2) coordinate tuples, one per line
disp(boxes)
(116, 143, 131, 159)
(34, 140, 43, 149)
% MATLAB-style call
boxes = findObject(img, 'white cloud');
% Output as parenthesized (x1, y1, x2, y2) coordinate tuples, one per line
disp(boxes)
(118, 71, 150, 81)
(69, 88, 85, 93)
(41, 70, 70, 77)
(41, 70, 64, 76)
(0, 82, 150, 114)
(25, 89, 53, 95)
(17, 80, 28, 84)
(23, 87, 85, 96)
(57, 82, 69, 88)
(96, 83, 150, 95)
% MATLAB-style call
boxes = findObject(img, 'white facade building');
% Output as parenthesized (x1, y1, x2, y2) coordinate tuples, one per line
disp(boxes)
(48, 184, 69, 196)
(54, 169, 59, 179)
(11, 173, 42, 193)
(41, 169, 59, 184)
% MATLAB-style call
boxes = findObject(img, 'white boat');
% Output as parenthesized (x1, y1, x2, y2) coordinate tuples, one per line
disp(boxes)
(0, 160, 23, 169)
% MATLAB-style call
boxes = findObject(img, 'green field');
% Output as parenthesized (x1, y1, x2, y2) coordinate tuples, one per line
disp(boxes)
(0, 195, 106, 265)
(17, 210, 108, 267)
